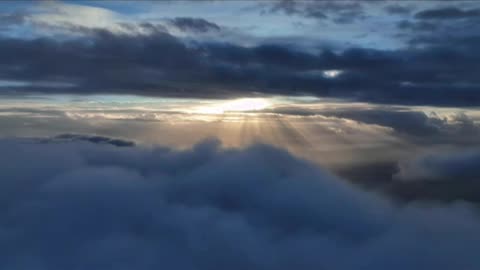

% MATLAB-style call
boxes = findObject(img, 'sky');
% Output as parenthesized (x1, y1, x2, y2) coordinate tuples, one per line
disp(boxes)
(1, 0, 480, 269)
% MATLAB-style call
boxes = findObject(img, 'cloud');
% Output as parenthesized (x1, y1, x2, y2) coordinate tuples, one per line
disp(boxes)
(28, 1, 125, 34)
(269, 106, 480, 144)
(0, 28, 479, 107)
(51, 133, 135, 147)
(415, 7, 480, 20)
(324, 110, 480, 142)
(0, 2, 172, 37)
(321, 109, 447, 137)
(268, 0, 365, 24)
(1, 2, 480, 107)
(377, 148, 480, 203)
(0, 11, 28, 30)
(168, 17, 221, 33)
(1, 137, 480, 269)
(397, 20, 437, 32)
(384, 4, 412, 15)
(395, 148, 480, 182)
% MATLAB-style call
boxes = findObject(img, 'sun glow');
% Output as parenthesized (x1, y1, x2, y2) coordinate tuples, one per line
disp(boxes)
(195, 98, 272, 114)
(323, 70, 343, 78)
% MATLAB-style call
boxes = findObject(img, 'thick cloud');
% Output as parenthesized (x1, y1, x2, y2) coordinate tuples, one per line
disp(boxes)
(168, 17, 221, 33)
(322, 109, 447, 137)
(395, 148, 480, 182)
(322, 109, 480, 142)
(269, 106, 480, 145)
(0, 1, 479, 106)
(400, 5, 480, 49)
(397, 20, 437, 32)
(268, 0, 365, 23)
(0, 11, 27, 30)
(384, 4, 412, 15)
(51, 133, 135, 147)
(372, 148, 480, 203)
(415, 7, 480, 20)
(0, 24, 480, 106)
(1, 137, 480, 269)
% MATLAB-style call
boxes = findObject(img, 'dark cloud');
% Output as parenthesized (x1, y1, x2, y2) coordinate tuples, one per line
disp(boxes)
(268, 0, 365, 23)
(138, 22, 168, 33)
(269, 107, 480, 144)
(322, 109, 447, 137)
(169, 17, 221, 33)
(336, 155, 480, 204)
(415, 7, 480, 20)
(400, 4, 480, 45)
(268, 106, 480, 203)
(0, 4, 480, 107)
(395, 148, 480, 182)
(268, 0, 327, 19)
(1, 137, 480, 269)
(325, 110, 480, 144)
(0, 11, 27, 29)
(0, 30, 209, 96)
(384, 4, 412, 15)
(0, 28, 479, 107)
(370, 148, 480, 203)
(387, 178, 480, 203)
(51, 133, 135, 147)
(397, 20, 438, 32)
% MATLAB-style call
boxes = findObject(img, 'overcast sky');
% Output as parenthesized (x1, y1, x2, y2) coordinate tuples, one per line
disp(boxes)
(0, 0, 479, 106)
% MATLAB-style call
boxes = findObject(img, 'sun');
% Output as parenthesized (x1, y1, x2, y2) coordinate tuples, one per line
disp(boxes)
(195, 98, 272, 114)
(222, 98, 271, 112)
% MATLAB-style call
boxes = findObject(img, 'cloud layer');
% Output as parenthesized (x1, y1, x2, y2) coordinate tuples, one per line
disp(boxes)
(0, 1, 479, 106)
(396, 148, 480, 182)
(1, 137, 480, 269)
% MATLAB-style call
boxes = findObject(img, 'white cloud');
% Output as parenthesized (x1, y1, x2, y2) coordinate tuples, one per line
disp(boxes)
(27, 1, 128, 34)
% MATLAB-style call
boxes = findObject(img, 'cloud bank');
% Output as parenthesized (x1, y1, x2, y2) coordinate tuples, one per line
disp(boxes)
(396, 148, 480, 182)
(1, 28, 478, 106)
(1, 137, 480, 269)
(1, 1, 480, 107)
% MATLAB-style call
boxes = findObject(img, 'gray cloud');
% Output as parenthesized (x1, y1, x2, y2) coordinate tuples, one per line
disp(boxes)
(415, 7, 480, 20)
(50, 133, 135, 147)
(395, 148, 480, 182)
(268, 0, 365, 23)
(269, 107, 480, 144)
(1, 2, 480, 107)
(371, 148, 480, 203)
(397, 20, 438, 32)
(1, 137, 480, 269)
(169, 17, 221, 33)
(323, 110, 480, 143)
(0, 11, 27, 30)
(384, 4, 412, 15)
(0, 27, 480, 107)
(322, 109, 447, 137)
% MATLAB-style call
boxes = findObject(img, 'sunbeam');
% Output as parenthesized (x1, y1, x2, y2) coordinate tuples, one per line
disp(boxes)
(194, 98, 272, 115)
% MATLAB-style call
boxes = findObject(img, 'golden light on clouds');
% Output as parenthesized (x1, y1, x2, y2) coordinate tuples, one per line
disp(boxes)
(194, 98, 272, 114)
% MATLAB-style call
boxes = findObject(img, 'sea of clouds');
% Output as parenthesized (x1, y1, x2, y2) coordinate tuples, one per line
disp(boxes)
(0, 136, 479, 269)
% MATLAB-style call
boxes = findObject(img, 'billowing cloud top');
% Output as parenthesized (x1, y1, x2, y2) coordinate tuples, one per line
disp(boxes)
(0, 0, 479, 107)
(1, 137, 480, 269)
